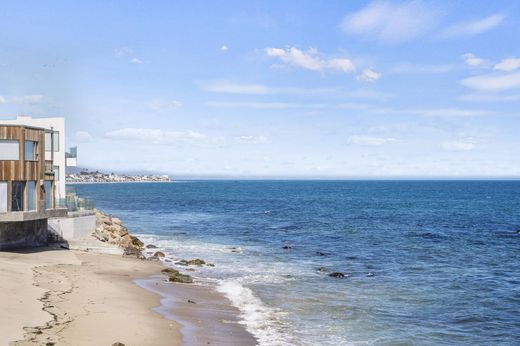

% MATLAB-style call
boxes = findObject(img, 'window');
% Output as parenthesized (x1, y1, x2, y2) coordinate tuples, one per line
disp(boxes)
(27, 181, 36, 211)
(11, 181, 25, 212)
(44, 181, 52, 209)
(45, 131, 59, 152)
(53, 165, 60, 181)
(0, 140, 19, 160)
(24, 141, 37, 161)
(0, 182, 6, 213)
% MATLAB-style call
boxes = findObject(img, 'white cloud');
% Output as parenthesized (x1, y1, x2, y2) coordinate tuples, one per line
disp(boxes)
(202, 81, 270, 94)
(131, 57, 143, 64)
(115, 47, 132, 57)
(388, 63, 456, 74)
(340, 1, 437, 43)
(494, 58, 520, 72)
(461, 72, 520, 91)
(205, 101, 296, 109)
(0, 96, 5, 104)
(149, 100, 183, 112)
(460, 93, 520, 102)
(12, 94, 44, 104)
(462, 53, 489, 68)
(265, 47, 355, 73)
(357, 68, 381, 82)
(235, 135, 270, 144)
(441, 14, 504, 37)
(442, 139, 476, 151)
(201, 81, 334, 95)
(105, 128, 206, 144)
(74, 131, 93, 143)
(347, 136, 397, 146)
(407, 108, 494, 117)
(220, 45, 229, 51)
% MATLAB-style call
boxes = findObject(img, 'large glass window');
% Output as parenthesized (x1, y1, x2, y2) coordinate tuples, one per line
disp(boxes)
(27, 181, 36, 211)
(11, 181, 25, 212)
(24, 141, 37, 161)
(44, 181, 53, 209)
(45, 131, 59, 152)
(53, 165, 60, 181)
(0, 140, 19, 160)
(0, 182, 7, 213)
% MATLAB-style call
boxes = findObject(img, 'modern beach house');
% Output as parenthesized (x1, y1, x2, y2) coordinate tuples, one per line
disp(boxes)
(1, 116, 67, 201)
(0, 123, 67, 248)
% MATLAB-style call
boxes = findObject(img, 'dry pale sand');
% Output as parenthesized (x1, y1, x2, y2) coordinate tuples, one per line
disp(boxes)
(0, 247, 256, 346)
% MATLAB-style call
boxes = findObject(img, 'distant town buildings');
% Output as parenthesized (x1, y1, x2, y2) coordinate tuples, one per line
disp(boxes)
(66, 170, 170, 183)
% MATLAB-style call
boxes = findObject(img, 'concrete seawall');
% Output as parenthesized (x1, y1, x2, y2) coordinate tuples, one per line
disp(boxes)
(0, 219, 49, 249)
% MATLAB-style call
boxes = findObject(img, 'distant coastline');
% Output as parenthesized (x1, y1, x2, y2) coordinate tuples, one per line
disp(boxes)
(66, 169, 171, 184)
(67, 180, 173, 184)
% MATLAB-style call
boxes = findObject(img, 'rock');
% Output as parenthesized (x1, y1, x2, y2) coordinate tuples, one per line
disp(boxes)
(186, 268, 195, 271)
(168, 272, 193, 284)
(316, 251, 329, 256)
(112, 218, 121, 225)
(161, 268, 178, 274)
(146, 244, 158, 249)
(164, 259, 172, 262)
(329, 272, 345, 278)
(207, 263, 215, 267)
(188, 299, 196, 304)
(186, 259, 205, 266)
(317, 267, 328, 273)
(282, 245, 292, 250)
(153, 251, 166, 258)
(112, 343, 125, 346)
(175, 261, 188, 266)
(147, 256, 160, 261)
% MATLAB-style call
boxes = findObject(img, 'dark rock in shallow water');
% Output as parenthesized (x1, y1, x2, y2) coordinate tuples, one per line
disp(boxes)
(162, 267, 193, 283)
(207, 263, 215, 267)
(168, 272, 193, 284)
(161, 268, 178, 274)
(329, 272, 346, 278)
(317, 267, 328, 273)
(282, 245, 292, 249)
(186, 258, 206, 266)
(175, 261, 188, 266)
(316, 251, 329, 256)
(188, 299, 196, 304)
(153, 251, 165, 258)
(146, 244, 158, 249)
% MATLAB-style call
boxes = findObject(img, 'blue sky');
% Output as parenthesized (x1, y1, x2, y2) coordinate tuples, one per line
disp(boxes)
(1, 0, 520, 178)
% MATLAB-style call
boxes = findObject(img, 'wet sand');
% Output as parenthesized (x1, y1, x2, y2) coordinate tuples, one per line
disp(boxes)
(0, 248, 256, 346)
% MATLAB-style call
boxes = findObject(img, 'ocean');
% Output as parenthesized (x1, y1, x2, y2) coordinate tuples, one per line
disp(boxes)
(71, 180, 520, 345)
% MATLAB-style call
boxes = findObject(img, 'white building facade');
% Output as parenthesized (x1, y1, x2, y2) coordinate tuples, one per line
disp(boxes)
(0, 116, 66, 201)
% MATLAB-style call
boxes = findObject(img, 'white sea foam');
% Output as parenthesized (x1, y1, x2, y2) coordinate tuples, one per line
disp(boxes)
(217, 280, 297, 346)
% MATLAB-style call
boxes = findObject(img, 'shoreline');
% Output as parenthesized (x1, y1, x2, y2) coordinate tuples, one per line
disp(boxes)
(1, 215, 257, 345)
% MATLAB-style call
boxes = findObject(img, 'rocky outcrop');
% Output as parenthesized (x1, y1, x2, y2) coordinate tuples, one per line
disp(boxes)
(161, 268, 193, 283)
(93, 210, 144, 258)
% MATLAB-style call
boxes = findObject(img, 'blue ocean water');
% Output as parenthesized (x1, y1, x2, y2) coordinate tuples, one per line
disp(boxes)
(72, 181, 520, 345)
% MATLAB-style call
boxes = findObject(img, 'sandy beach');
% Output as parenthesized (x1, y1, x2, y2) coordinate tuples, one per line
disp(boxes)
(0, 247, 256, 346)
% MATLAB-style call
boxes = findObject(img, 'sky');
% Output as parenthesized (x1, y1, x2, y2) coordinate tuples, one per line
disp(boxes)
(1, 0, 520, 178)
